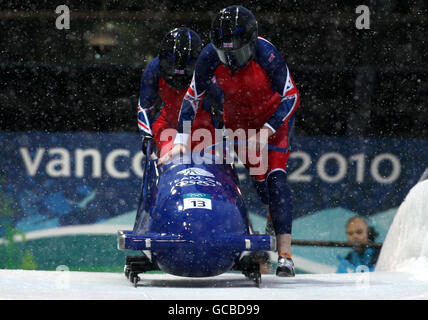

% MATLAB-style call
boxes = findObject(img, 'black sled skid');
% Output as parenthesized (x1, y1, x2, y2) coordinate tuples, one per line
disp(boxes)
(232, 252, 268, 288)
(124, 254, 160, 287)
(123, 252, 266, 288)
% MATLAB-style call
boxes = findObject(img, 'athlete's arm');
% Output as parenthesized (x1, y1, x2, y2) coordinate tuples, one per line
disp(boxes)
(159, 46, 220, 165)
(137, 58, 161, 137)
(255, 38, 300, 134)
(175, 44, 220, 145)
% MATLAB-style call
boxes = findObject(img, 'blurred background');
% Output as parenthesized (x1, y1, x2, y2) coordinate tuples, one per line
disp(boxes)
(0, 0, 426, 137)
(0, 0, 427, 274)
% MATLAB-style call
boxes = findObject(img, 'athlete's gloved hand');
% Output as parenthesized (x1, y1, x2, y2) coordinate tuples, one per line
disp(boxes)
(158, 143, 186, 165)
(141, 134, 154, 156)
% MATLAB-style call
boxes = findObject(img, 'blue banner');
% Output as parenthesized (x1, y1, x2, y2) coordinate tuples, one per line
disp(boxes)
(1, 132, 427, 272)
(1, 132, 427, 235)
(287, 136, 428, 218)
(0, 132, 143, 234)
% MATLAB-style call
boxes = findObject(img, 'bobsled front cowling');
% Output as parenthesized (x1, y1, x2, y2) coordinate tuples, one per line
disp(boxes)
(134, 162, 250, 277)
(152, 163, 248, 236)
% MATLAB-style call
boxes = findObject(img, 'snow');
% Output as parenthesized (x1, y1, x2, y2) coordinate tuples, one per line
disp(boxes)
(376, 180, 428, 271)
(1, 269, 427, 300)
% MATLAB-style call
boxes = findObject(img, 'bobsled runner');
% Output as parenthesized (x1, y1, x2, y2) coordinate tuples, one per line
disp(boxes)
(117, 141, 276, 287)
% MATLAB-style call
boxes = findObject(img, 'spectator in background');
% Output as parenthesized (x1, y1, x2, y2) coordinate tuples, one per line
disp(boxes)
(337, 216, 381, 273)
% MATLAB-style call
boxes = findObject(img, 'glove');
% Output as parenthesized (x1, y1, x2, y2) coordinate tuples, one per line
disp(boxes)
(141, 134, 154, 156)
(158, 143, 186, 165)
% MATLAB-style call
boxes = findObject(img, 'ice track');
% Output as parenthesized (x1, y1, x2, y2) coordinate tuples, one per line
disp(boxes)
(1, 269, 427, 300)
(2, 177, 427, 300)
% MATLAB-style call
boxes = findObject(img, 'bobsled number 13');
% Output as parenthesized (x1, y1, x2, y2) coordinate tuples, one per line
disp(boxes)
(183, 193, 212, 210)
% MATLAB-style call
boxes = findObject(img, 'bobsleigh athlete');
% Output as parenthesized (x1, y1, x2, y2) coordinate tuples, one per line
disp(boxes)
(137, 27, 221, 157)
(159, 6, 300, 277)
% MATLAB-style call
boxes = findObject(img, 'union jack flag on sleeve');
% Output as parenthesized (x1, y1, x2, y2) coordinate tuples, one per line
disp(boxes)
(137, 104, 153, 137)
(137, 59, 160, 137)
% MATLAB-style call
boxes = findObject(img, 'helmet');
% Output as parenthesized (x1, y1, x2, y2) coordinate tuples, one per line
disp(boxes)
(210, 5, 258, 70)
(159, 27, 202, 89)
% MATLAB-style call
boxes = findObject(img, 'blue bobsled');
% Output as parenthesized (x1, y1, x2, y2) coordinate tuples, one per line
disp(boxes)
(117, 142, 276, 286)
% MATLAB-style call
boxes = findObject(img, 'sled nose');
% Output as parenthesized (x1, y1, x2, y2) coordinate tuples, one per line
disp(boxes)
(117, 230, 276, 251)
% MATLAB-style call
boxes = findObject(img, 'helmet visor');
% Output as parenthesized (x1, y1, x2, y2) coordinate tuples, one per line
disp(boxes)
(214, 41, 254, 69)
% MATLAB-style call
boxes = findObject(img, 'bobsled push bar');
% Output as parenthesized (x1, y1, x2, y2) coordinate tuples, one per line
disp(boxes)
(117, 230, 276, 252)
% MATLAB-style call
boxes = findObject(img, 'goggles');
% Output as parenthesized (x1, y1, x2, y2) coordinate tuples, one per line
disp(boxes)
(213, 41, 254, 70)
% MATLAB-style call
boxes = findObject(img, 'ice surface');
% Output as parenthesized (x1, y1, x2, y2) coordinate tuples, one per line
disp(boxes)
(0, 269, 427, 300)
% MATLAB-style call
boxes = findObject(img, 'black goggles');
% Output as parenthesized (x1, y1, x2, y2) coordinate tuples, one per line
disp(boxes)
(160, 59, 194, 89)
(163, 74, 192, 90)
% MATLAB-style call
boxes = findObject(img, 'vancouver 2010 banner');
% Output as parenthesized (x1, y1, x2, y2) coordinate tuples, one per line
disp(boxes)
(0, 132, 427, 273)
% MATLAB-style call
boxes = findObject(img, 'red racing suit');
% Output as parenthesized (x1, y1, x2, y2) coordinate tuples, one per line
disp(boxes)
(137, 57, 220, 157)
(175, 37, 300, 180)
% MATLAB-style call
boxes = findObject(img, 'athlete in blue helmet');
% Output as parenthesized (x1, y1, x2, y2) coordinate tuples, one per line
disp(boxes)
(138, 27, 220, 157)
(160, 6, 300, 277)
